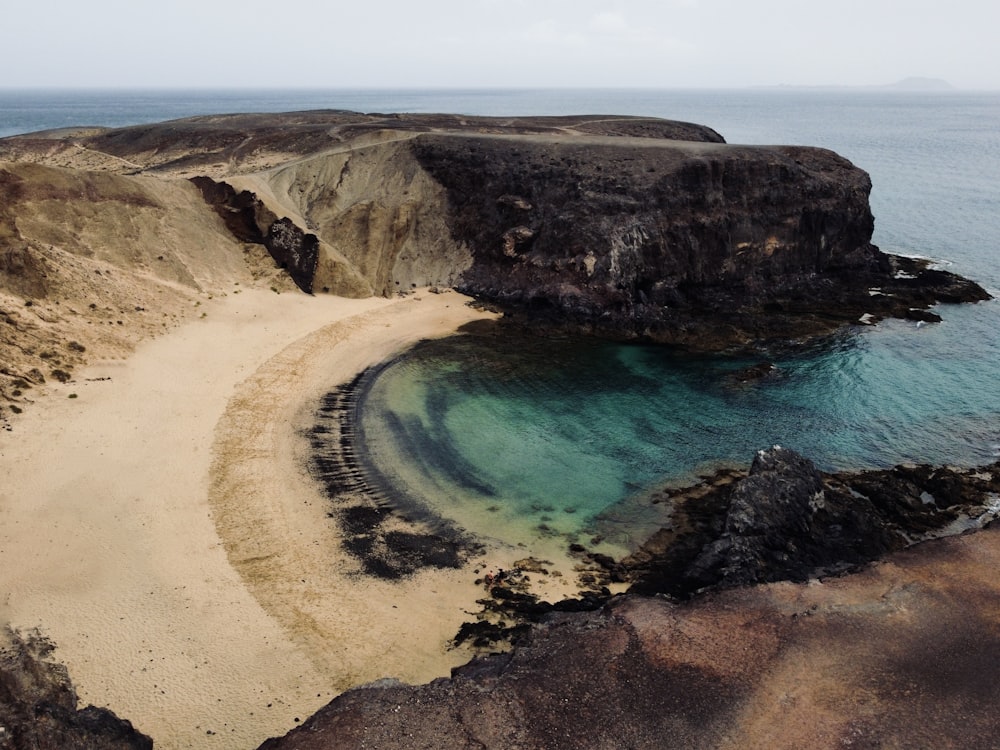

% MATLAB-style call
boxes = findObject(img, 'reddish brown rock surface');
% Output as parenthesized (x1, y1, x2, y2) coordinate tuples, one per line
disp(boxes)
(259, 524, 1000, 749)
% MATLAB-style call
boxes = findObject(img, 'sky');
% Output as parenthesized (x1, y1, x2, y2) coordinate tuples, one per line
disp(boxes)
(2, 0, 998, 90)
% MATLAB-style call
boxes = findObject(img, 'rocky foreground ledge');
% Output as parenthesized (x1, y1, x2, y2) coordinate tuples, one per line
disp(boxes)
(260, 449, 1000, 749)
(0, 626, 151, 749)
(260, 535, 1000, 749)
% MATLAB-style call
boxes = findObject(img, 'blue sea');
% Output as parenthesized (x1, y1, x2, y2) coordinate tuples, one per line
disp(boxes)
(3, 87, 999, 553)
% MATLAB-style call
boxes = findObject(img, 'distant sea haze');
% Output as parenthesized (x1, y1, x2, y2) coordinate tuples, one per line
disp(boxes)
(5, 87, 999, 552)
(760, 76, 957, 91)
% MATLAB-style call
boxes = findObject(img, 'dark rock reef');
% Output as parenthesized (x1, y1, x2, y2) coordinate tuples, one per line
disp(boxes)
(306, 375, 481, 579)
(449, 447, 1000, 651)
(0, 626, 152, 750)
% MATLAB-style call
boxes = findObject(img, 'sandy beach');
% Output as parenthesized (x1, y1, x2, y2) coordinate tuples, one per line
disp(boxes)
(0, 287, 519, 749)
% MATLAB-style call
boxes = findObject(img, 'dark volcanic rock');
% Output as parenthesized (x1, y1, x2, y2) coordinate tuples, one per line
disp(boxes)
(308, 378, 481, 579)
(413, 136, 989, 347)
(626, 447, 1000, 597)
(258, 601, 744, 750)
(264, 217, 319, 293)
(189, 175, 270, 244)
(0, 627, 152, 750)
(191, 176, 319, 293)
(664, 447, 897, 592)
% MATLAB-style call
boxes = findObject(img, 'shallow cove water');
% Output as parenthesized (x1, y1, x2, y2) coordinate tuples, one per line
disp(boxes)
(354, 304, 1000, 555)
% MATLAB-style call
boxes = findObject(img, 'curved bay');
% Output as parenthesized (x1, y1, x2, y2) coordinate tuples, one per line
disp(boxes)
(347, 303, 1000, 555)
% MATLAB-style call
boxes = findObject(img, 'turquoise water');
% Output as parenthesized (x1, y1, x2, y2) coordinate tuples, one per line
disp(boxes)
(358, 308, 1000, 550)
(4, 88, 999, 552)
(348, 91, 1000, 552)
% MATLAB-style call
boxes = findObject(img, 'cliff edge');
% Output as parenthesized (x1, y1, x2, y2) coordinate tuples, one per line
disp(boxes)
(3, 111, 987, 353)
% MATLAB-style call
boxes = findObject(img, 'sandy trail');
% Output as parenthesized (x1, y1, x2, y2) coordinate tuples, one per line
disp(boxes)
(0, 288, 498, 750)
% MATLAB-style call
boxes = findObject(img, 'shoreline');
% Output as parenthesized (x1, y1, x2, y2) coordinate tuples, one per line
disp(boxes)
(0, 287, 511, 750)
(207, 290, 511, 685)
(305, 362, 481, 580)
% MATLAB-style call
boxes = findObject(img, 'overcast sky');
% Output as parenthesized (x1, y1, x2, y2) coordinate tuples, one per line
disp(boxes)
(3, 0, 998, 90)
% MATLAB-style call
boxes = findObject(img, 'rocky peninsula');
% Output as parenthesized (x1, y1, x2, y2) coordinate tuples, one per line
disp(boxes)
(2, 110, 987, 359)
(0, 112, 997, 749)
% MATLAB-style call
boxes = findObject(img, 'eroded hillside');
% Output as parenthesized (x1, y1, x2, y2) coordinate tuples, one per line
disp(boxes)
(2, 109, 989, 426)
(0, 160, 295, 428)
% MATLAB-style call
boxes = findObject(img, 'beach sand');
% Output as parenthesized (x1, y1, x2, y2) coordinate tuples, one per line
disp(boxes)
(0, 287, 535, 749)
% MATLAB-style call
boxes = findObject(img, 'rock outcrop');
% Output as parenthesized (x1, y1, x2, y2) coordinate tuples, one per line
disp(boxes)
(259, 452, 1000, 750)
(625, 447, 1000, 597)
(433, 449, 1000, 655)
(0, 627, 152, 749)
(190, 176, 319, 292)
(414, 137, 989, 347)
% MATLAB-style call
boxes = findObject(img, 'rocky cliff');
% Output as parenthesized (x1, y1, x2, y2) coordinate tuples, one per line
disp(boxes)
(415, 136, 988, 346)
(3, 111, 986, 351)
(0, 626, 151, 749)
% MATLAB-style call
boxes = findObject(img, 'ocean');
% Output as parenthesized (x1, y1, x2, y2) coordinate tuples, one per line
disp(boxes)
(3, 87, 999, 554)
